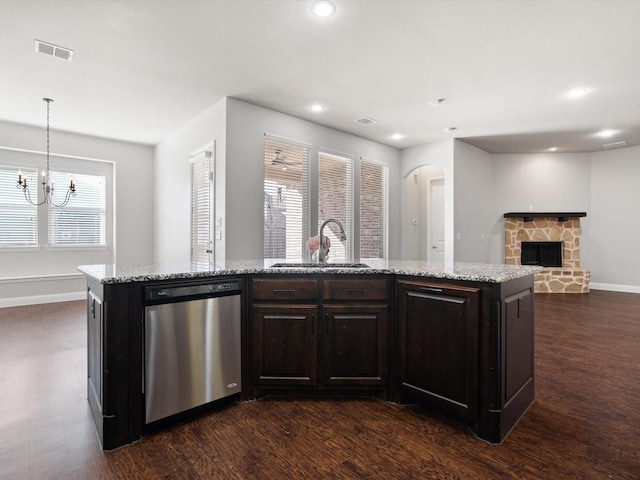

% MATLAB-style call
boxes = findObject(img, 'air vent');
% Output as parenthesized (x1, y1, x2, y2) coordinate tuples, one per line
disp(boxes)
(355, 117, 377, 125)
(34, 40, 74, 61)
(602, 140, 628, 149)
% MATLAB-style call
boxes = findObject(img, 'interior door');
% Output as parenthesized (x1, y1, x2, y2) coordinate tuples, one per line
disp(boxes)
(427, 177, 445, 263)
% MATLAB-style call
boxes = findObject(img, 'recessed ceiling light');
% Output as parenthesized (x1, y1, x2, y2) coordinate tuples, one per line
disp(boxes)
(309, 104, 325, 112)
(567, 87, 589, 99)
(444, 127, 457, 133)
(547, 147, 559, 152)
(596, 129, 617, 138)
(429, 98, 446, 107)
(311, 1, 336, 17)
(391, 133, 405, 140)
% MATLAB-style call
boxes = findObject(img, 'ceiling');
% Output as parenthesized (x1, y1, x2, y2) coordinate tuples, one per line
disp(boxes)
(1, 0, 639, 154)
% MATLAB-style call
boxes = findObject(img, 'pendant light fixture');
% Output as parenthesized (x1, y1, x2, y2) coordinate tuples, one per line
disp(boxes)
(17, 98, 76, 207)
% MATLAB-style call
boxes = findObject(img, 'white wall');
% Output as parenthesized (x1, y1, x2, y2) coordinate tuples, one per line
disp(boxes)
(453, 140, 493, 263)
(224, 98, 402, 260)
(461, 145, 638, 292)
(489, 152, 592, 265)
(399, 139, 454, 265)
(0, 120, 154, 306)
(589, 146, 640, 291)
(155, 97, 402, 263)
(154, 99, 227, 264)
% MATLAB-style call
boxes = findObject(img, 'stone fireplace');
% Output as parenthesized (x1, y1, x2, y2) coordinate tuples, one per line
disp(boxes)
(504, 212, 590, 293)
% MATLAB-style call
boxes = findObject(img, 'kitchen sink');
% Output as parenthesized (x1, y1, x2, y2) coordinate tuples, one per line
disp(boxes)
(270, 262, 370, 269)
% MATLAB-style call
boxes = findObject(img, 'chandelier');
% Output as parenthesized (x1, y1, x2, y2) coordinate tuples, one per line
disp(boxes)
(17, 98, 76, 207)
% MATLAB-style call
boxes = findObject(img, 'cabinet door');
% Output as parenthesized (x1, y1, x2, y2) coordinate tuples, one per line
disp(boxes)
(87, 289, 104, 440)
(504, 289, 534, 402)
(321, 304, 389, 387)
(397, 280, 479, 420)
(251, 304, 318, 387)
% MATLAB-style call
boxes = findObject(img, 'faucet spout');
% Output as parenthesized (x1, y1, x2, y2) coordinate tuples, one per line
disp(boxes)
(318, 218, 347, 262)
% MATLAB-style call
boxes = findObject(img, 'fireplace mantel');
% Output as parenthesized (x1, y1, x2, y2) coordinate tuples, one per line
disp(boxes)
(504, 212, 587, 222)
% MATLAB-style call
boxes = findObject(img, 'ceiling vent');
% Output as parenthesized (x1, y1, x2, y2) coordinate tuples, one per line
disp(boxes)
(34, 39, 74, 61)
(355, 116, 377, 125)
(602, 140, 628, 149)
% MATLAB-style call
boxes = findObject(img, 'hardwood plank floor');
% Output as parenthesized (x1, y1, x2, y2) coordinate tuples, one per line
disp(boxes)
(1, 291, 639, 479)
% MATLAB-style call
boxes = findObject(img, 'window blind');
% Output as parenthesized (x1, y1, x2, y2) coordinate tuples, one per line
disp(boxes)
(0, 165, 38, 246)
(191, 152, 213, 269)
(360, 160, 388, 259)
(318, 152, 353, 261)
(48, 171, 106, 246)
(264, 137, 309, 260)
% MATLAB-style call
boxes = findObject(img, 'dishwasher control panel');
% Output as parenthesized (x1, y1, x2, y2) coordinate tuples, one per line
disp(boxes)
(144, 279, 242, 303)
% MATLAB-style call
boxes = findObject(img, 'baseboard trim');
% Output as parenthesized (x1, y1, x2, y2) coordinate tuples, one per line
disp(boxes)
(589, 282, 640, 294)
(0, 291, 86, 308)
(0, 273, 84, 284)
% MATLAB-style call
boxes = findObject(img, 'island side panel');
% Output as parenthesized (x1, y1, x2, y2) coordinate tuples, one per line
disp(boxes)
(477, 274, 536, 443)
(87, 278, 142, 450)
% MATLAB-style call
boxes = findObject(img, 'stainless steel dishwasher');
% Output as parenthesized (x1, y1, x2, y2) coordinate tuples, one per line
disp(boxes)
(143, 278, 242, 425)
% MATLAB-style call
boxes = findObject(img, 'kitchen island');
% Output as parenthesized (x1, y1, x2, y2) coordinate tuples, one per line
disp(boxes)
(79, 260, 541, 449)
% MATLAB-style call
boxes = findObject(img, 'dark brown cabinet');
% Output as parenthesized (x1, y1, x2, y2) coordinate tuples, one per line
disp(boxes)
(320, 278, 389, 388)
(396, 278, 480, 421)
(249, 277, 319, 391)
(248, 275, 390, 397)
(83, 268, 536, 449)
(250, 304, 318, 387)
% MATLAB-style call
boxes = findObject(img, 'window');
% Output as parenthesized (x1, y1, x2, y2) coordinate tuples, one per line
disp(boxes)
(263, 137, 309, 260)
(191, 150, 214, 269)
(318, 152, 353, 261)
(0, 146, 112, 252)
(0, 165, 38, 246)
(360, 160, 388, 259)
(48, 171, 106, 246)
(262, 139, 389, 262)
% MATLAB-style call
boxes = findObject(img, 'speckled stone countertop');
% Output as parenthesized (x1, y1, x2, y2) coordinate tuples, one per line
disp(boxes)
(78, 260, 542, 285)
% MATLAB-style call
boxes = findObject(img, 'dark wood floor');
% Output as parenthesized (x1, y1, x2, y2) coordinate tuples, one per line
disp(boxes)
(1, 291, 639, 479)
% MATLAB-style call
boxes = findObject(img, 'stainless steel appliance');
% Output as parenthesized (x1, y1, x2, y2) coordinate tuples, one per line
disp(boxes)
(143, 278, 242, 425)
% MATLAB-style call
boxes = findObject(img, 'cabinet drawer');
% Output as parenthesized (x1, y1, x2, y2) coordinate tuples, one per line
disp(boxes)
(252, 278, 318, 301)
(323, 278, 388, 301)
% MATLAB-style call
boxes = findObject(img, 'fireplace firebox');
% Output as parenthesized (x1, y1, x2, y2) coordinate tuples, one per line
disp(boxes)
(521, 241, 562, 267)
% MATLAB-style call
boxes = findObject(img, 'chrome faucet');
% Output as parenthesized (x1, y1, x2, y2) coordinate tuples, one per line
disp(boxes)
(318, 218, 347, 262)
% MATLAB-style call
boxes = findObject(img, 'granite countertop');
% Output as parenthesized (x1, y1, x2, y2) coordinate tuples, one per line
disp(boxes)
(78, 259, 542, 285)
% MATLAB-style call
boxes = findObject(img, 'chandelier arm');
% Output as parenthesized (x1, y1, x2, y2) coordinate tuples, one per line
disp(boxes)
(50, 188, 75, 208)
(20, 185, 46, 206)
